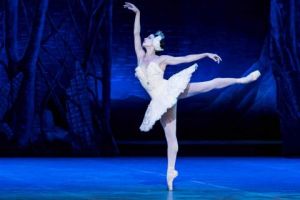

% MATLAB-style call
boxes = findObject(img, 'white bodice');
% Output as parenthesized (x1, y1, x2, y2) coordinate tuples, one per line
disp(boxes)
(135, 62, 167, 98)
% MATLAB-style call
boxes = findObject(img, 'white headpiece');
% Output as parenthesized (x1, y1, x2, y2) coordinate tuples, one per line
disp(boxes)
(152, 31, 165, 51)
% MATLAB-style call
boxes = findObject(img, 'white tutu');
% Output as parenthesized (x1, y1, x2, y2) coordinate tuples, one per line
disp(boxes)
(135, 62, 198, 132)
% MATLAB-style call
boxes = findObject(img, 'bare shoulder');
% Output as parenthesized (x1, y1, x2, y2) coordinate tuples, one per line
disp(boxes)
(158, 55, 171, 62)
(157, 55, 170, 70)
(157, 55, 172, 65)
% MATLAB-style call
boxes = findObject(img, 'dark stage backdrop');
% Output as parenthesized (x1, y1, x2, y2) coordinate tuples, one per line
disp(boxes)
(0, 0, 119, 155)
(0, 0, 283, 156)
(111, 0, 280, 142)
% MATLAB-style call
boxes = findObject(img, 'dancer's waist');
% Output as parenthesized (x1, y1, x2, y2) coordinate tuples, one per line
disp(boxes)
(139, 78, 167, 97)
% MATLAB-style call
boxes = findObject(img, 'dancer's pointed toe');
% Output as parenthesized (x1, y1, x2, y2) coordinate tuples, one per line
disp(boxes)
(251, 70, 261, 81)
(167, 169, 178, 191)
(238, 70, 261, 84)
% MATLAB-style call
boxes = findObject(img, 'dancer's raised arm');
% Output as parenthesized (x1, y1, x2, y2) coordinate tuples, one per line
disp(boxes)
(124, 2, 145, 62)
(160, 53, 222, 65)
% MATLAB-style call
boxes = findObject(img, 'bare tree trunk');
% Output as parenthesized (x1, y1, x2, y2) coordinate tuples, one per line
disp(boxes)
(100, 0, 119, 155)
(16, 0, 48, 147)
(5, 0, 19, 77)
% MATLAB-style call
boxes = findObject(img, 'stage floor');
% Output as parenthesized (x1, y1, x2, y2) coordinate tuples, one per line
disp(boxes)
(0, 157, 299, 199)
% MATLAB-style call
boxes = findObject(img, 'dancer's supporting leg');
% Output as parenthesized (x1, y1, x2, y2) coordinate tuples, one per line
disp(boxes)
(179, 70, 261, 99)
(160, 103, 179, 191)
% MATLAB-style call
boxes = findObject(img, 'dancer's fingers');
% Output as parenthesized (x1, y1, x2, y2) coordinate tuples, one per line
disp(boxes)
(125, 2, 134, 7)
(124, 5, 133, 11)
(214, 57, 219, 62)
(124, 3, 131, 8)
(215, 55, 221, 63)
(124, 3, 132, 8)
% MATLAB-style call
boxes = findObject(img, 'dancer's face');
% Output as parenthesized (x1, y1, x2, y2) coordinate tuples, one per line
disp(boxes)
(142, 34, 155, 47)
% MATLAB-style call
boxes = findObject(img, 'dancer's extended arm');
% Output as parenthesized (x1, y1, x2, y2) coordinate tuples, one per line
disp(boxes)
(161, 53, 222, 65)
(124, 2, 145, 62)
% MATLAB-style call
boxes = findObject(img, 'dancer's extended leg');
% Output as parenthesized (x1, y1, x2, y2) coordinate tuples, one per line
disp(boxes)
(179, 70, 261, 99)
(160, 104, 179, 191)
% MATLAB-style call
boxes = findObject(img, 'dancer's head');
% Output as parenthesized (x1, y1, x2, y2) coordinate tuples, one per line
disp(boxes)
(142, 30, 165, 53)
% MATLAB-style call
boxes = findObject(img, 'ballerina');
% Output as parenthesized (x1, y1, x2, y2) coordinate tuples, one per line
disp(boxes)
(124, 2, 261, 191)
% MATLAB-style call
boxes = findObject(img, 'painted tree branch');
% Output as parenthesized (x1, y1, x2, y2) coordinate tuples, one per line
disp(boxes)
(82, 1, 106, 69)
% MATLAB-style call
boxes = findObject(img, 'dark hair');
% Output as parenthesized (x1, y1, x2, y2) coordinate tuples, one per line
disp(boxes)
(159, 38, 165, 51)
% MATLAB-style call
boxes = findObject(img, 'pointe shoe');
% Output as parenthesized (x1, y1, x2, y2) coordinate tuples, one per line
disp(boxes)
(238, 70, 261, 84)
(167, 169, 178, 191)
(249, 70, 261, 81)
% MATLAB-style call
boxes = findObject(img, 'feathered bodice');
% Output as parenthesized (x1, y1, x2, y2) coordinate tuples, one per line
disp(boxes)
(134, 62, 167, 98)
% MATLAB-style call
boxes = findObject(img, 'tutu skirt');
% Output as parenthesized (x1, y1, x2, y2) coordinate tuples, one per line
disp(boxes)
(139, 63, 198, 132)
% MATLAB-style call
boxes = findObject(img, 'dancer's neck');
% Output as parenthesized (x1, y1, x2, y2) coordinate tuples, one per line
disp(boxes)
(145, 47, 156, 57)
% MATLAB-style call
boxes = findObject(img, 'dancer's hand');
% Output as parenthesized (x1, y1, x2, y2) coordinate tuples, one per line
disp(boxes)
(207, 53, 222, 64)
(124, 2, 140, 13)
